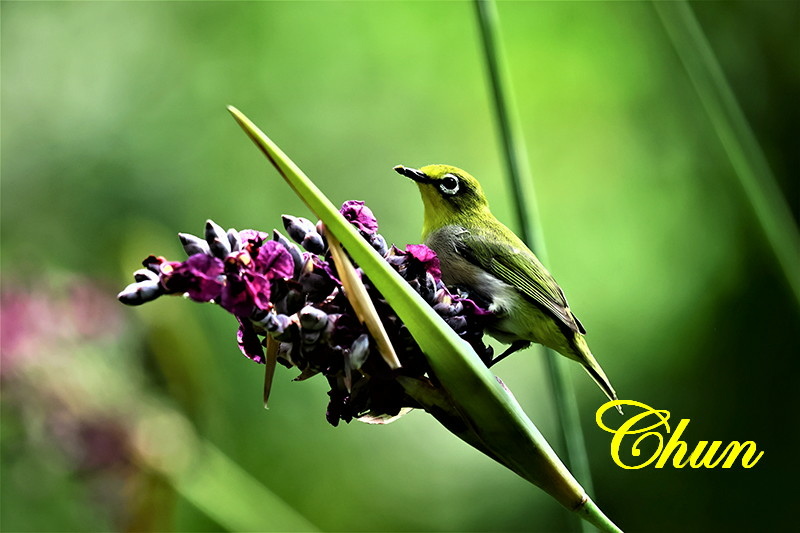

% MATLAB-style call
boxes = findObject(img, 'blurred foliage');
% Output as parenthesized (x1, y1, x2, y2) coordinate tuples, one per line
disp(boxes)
(1, 1, 797, 532)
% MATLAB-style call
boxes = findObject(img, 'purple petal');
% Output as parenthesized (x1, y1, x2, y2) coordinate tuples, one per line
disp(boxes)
(239, 229, 271, 246)
(219, 271, 272, 317)
(160, 254, 224, 302)
(457, 295, 493, 317)
(404, 244, 442, 281)
(219, 276, 253, 316)
(246, 272, 273, 310)
(237, 317, 265, 364)
(340, 200, 379, 234)
(252, 241, 294, 280)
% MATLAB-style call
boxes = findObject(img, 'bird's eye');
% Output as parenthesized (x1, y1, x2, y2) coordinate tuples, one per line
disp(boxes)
(439, 174, 460, 196)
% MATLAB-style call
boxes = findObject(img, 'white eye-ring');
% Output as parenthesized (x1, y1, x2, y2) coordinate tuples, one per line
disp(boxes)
(439, 174, 460, 195)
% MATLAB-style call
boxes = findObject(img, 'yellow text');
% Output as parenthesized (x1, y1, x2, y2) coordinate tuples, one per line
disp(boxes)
(596, 400, 763, 469)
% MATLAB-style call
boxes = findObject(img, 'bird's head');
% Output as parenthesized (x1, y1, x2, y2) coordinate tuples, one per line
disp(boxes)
(394, 164, 490, 235)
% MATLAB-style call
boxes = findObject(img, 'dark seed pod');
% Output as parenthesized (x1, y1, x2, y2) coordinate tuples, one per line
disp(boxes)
(205, 220, 231, 259)
(282, 215, 315, 244)
(117, 280, 162, 305)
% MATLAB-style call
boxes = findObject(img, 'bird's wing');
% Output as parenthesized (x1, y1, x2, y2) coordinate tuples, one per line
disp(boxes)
(456, 232, 586, 334)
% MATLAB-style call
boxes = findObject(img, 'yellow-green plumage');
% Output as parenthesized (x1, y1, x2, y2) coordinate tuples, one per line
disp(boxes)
(394, 163, 618, 406)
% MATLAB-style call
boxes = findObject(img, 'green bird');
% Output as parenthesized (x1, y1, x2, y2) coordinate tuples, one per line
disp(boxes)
(394, 163, 618, 406)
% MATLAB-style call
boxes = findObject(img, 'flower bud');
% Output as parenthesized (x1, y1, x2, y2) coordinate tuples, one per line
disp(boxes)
(444, 316, 467, 332)
(227, 229, 242, 253)
(348, 333, 370, 371)
(273, 230, 304, 277)
(300, 233, 326, 255)
(132, 268, 159, 283)
(282, 215, 314, 243)
(142, 255, 168, 275)
(418, 272, 437, 303)
(179, 233, 211, 257)
(369, 233, 388, 256)
(282, 289, 306, 316)
(282, 215, 326, 255)
(251, 308, 270, 322)
(205, 220, 231, 259)
(299, 305, 328, 331)
(433, 299, 463, 317)
(117, 280, 162, 305)
(301, 329, 322, 347)
(385, 250, 407, 269)
(276, 342, 295, 367)
(264, 312, 288, 330)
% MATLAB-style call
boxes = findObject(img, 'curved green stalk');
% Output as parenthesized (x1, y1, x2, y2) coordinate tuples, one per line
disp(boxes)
(473, 0, 596, 509)
(227, 106, 622, 532)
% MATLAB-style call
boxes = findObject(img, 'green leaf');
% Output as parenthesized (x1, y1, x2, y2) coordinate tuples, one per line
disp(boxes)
(227, 106, 622, 532)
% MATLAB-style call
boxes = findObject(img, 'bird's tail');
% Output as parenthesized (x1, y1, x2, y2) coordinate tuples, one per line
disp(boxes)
(570, 335, 622, 414)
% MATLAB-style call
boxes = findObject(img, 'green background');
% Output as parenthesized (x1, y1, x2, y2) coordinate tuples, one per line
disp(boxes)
(2, 1, 797, 531)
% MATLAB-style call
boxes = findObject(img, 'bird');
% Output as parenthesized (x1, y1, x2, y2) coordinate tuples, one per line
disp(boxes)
(394, 163, 618, 406)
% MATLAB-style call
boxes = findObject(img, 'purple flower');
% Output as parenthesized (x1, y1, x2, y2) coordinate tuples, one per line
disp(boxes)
(340, 200, 379, 234)
(299, 255, 339, 303)
(160, 253, 224, 302)
(209, 241, 294, 317)
(239, 229, 271, 247)
(250, 240, 294, 280)
(219, 252, 273, 316)
(405, 244, 442, 282)
(119, 209, 495, 427)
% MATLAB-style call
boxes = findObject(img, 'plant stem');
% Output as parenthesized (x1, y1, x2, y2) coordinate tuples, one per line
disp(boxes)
(655, 1, 800, 304)
(473, 0, 596, 517)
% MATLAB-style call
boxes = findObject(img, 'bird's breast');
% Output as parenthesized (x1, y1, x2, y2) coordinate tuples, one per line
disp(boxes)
(425, 225, 516, 312)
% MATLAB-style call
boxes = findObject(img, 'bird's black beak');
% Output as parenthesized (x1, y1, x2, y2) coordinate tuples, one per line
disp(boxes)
(393, 165, 432, 184)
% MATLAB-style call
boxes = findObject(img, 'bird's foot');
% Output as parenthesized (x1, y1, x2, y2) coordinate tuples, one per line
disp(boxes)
(489, 340, 531, 367)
